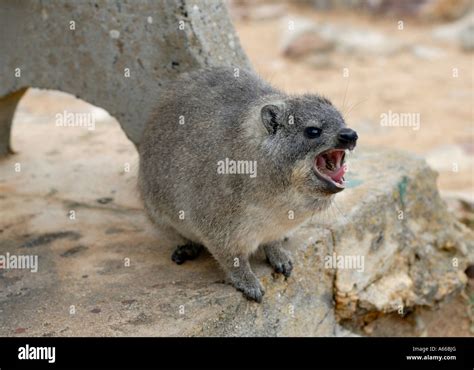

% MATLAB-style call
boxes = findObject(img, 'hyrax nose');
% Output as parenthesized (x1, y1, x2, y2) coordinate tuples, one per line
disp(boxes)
(338, 128, 358, 144)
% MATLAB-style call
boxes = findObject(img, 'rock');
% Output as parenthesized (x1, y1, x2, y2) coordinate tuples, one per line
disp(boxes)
(432, 12, 474, 51)
(411, 45, 445, 60)
(281, 17, 334, 58)
(441, 190, 474, 235)
(230, 2, 287, 21)
(332, 27, 405, 55)
(303, 53, 335, 69)
(421, 0, 472, 21)
(307, 0, 471, 19)
(334, 324, 360, 337)
(441, 191, 474, 213)
(358, 271, 415, 312)
(425, 144, 471, 172)
(283, 31, 335, 58)
(0, 104, 471, 335)
(459, 24, 474, 51)
(331, 149, 471, 320)
(0, 0, 251, 155)
(281, 16, 405, 59)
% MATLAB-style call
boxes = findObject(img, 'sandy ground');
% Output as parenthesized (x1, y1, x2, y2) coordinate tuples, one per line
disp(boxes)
(233, 6, 473, 193)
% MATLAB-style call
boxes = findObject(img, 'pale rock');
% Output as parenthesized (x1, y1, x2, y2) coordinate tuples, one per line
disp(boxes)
(432, 12, 474, 51)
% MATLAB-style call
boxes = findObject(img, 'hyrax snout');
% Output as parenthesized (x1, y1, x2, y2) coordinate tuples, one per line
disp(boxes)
(138, 67, 358, 302)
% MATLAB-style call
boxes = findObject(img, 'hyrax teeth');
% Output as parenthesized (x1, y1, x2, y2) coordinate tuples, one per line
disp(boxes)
(326, 161, 335, 171)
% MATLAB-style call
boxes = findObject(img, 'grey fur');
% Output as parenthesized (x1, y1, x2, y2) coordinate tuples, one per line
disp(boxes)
(138, 67, 354, 302)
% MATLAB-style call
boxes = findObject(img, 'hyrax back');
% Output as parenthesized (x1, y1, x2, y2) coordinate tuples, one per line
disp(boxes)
(139, 67, 358, 302)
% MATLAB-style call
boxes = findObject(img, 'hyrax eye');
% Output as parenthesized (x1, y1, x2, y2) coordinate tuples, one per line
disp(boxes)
(304, 127, 322, 138)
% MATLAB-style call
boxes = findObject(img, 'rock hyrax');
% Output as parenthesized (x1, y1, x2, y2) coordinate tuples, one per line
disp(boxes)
(138, 67, 358, 302)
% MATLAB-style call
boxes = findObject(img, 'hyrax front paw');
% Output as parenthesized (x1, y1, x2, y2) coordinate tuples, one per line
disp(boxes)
(264, 243, 293, 277)
(230, 271, 265, 303)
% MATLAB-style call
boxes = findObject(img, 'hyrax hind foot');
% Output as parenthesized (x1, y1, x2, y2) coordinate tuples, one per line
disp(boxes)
(171, 242, 204, 265)
(264, 243, 293, 278)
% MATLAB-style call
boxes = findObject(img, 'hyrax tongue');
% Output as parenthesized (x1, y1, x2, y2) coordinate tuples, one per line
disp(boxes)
(330, 165, 345, 183)
(316, 150, 346, 183)
(327, 151, 345, 182)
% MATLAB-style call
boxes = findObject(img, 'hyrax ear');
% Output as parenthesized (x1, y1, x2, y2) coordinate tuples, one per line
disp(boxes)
(261, 103, 286, 134)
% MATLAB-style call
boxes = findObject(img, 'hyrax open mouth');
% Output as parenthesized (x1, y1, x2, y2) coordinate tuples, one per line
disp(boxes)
(313, 149, 346, 190)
